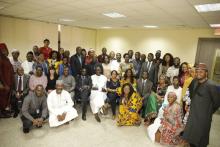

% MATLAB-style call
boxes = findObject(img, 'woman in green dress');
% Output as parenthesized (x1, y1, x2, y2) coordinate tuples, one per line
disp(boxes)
(144, 74, 167, 125)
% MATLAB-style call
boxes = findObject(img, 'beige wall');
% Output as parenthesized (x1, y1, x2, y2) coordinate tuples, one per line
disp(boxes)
(0, 15, 217, 64)
(96, 29, 216, 64)
(0, 16, 96, 60)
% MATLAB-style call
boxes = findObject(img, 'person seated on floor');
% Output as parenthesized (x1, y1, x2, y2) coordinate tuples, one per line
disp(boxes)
(11, 66, 30, 118)
(21, 84, 48, 133)
(117, 83, 143, 126)
(47, 80, 78, 127)
(147, 92, 184, 146)
(75, 68, 92, 121)
(58, 67, 75, 102)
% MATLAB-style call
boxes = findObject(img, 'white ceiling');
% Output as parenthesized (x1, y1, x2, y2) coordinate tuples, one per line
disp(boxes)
(0, 0, 220, 29)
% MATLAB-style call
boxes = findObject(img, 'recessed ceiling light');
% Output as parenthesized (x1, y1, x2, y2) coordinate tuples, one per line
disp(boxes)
(59, 18, 74, 22)
(194, 3, 220, 12)
(103, 12, 126, 18)
(144, 25, 158, 28)
(101, 27, 112, 29)
(210, 24, 220, 28)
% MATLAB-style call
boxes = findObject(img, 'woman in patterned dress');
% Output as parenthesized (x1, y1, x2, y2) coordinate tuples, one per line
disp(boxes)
(117, 83, 143, 126)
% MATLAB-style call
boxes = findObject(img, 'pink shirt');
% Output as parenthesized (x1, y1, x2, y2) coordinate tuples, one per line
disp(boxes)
(29, 75, 48, 91)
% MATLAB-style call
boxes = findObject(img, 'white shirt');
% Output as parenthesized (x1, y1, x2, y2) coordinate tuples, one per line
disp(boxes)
(22, 60, 34, 74)
(147, 61, 153, 72)
(16, 75, 24, 91)
(110, 59, 120, 71)
(166, 66, 179, 82)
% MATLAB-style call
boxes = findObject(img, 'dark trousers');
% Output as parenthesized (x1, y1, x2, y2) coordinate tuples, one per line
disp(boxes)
(106, 93, 118, 115)
(21, 113, 41, 130)
(77, 89, 90, 116)
(190, 144, 207, 147)
(11, 95, 24, 114)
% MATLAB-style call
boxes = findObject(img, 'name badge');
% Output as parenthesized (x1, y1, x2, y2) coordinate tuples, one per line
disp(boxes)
(36, 109, 40, 114)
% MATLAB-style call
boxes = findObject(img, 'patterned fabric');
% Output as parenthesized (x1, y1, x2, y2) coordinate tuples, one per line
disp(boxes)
(117, 78, 137, 95)
(159, 102, 184, 146)
(117, 92, 143, 126)
(47, 59, 61, 73)
(119, 62, 134, 76)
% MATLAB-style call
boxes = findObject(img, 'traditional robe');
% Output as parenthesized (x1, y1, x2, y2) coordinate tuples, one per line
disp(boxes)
(90, 74, 107, 114)
(159, 102, 184, 146)
(183, 79, 220, 147)
(0, 44, 14, 110)
(47, 90, 78, 127)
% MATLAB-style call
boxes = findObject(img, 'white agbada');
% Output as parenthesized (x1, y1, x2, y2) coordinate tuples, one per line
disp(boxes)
(47, 90, 78, 127)
(90, 74, 107, 114)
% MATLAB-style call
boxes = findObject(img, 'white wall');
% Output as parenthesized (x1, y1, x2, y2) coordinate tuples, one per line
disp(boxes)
(0, 15, 218, 64)
(0, 16, 97, 60)
(96, 28, 217, 64)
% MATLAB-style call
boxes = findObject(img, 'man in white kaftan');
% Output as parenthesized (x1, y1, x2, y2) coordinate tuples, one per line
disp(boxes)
(90, 74, 107, 114)
(90, 66, 107, 122)
(47, 80, 78, 127)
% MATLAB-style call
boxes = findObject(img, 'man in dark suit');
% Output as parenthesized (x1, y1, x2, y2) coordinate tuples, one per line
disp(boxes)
(137, 71, 153, 118)
(11, 66, 30, 118)
(140, 53, 157, 88)
(75, 68, 92, 120)
(70, 46, 85, 77)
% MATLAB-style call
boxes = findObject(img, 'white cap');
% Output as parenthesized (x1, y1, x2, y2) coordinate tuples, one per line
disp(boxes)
(11, 48, 19, 53)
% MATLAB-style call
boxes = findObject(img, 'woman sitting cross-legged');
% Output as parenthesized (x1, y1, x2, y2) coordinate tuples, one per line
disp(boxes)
(117, 83, 143, 126)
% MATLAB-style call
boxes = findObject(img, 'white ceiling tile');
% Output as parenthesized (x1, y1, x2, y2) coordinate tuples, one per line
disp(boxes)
(0, 0, 218, 29)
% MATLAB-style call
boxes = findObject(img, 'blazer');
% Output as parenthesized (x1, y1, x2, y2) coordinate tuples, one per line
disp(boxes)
(140, 61, 157, 85)
(12, 74, 30, 97)
(136, 78, 153, 100)
(70, 54, 85, 76)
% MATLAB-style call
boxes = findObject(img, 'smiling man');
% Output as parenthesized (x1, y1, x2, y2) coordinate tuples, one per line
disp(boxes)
(47, 80, 78, 127)
(183, 63, 220, 147)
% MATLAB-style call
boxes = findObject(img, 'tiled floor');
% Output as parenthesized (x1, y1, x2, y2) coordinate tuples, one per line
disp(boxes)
(0, 107, 219, 147)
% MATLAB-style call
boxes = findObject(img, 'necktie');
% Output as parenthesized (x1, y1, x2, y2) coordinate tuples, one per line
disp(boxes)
(18, 76, 22, 93)
(147, 62, 152, 72)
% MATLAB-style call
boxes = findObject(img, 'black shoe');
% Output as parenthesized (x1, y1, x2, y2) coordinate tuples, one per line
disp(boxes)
(23, 128, 30, 134)
(82, 115, 86, 121)
(94, 114, 101, 123)
(0, 111, 11, 118)
(13, 112, 18, 118)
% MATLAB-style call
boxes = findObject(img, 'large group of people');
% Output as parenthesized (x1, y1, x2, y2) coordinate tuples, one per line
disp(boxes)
(0, 39, 220, 147)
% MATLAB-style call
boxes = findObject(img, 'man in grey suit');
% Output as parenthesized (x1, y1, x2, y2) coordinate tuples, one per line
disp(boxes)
(11, 66, 30, 118)
(140, 53, 157, 88)
(21, 84, 48, 133)
(137, 71, 153, 118)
